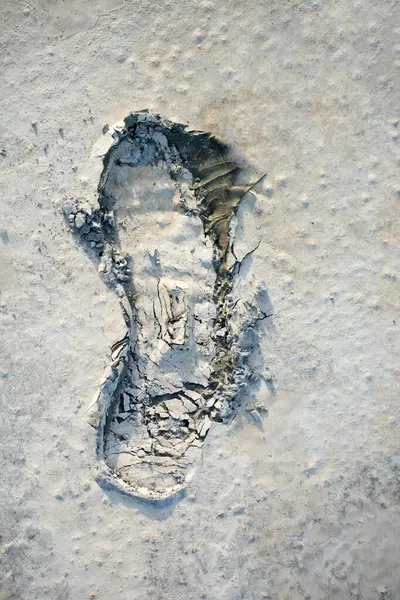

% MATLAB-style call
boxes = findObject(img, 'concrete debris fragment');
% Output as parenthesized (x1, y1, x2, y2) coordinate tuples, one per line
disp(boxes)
(74, 211, 86, 229)
(184, 389, 203, 403)
(182, 398, 197, 413)
(164, 398, 188, 420)
(122, 393, 131, 412)
(197, 415, 211, 438)
(154, 406, 169, 418)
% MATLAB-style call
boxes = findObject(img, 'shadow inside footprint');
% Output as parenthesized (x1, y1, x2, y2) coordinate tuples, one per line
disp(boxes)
(65, 110, 269, 503)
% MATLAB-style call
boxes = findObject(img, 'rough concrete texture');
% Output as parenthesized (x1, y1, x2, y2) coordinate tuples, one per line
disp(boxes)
(0, 1, 399, 599)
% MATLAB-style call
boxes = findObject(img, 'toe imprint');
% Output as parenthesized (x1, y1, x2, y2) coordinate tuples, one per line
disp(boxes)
(66, 111, 267, 502)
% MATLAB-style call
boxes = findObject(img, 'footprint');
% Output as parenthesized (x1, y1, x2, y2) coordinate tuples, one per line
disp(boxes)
(65, 111, 267, 501)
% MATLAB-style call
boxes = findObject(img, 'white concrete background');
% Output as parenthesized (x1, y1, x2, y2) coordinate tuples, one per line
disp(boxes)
(0, 1, 399, 599)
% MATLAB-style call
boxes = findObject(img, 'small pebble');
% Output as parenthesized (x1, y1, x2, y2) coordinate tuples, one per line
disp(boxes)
(193, 30, 206, 43)
(74, 213, 86, 228)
